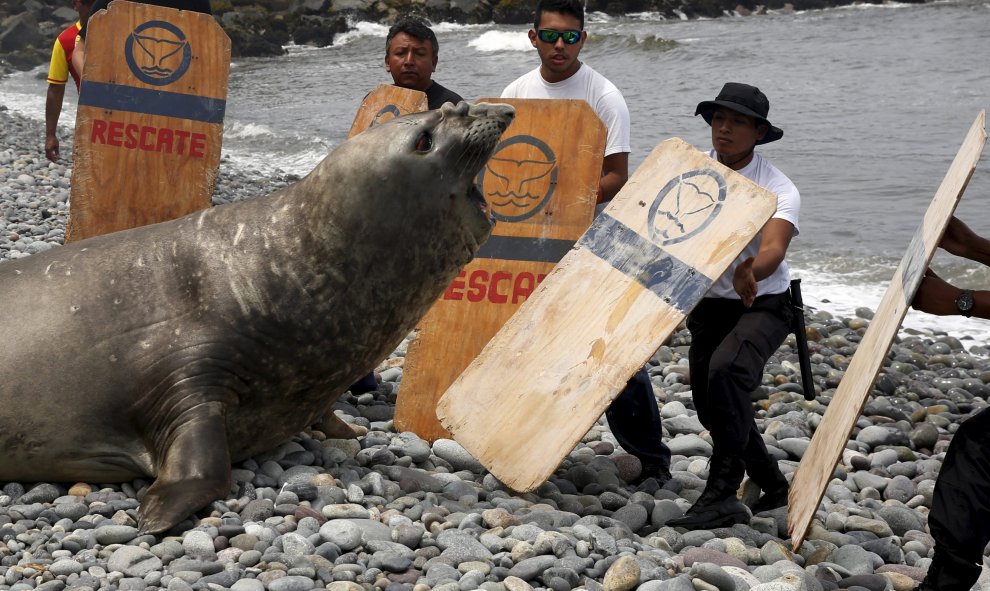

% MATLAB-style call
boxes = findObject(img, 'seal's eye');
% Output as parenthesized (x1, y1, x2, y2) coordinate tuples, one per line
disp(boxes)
(415, 132, 433, 153)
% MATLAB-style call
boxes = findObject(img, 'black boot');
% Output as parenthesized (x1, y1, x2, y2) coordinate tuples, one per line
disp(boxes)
(668, 455, 749, 529)
(742, 432, 789, 514)
(749, 464, 789, 514)
(917, 548, 981, 591)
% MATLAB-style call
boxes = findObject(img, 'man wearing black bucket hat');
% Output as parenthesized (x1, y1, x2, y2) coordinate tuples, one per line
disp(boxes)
(667, 82, 800, 530)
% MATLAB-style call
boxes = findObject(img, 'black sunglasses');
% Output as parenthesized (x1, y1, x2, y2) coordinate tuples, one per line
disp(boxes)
(536, 29, 582, 45)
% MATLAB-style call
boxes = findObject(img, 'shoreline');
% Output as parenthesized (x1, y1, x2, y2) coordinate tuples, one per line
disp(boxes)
(0, 0, 937, 75)
(2, 105, 990, 590)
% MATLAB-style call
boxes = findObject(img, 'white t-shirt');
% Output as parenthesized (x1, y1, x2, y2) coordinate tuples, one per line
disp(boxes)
(706, 150, 801, 299)
(501, 63, 631, 158)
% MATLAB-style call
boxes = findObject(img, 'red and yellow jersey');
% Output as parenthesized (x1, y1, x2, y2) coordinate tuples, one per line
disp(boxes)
(48, 21, 82, 91)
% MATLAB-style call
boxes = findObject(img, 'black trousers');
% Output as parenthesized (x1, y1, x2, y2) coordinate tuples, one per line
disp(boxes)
(686, 293, 792, 487)
(927, 406, 990, 589)
(606, 368, 672, 469)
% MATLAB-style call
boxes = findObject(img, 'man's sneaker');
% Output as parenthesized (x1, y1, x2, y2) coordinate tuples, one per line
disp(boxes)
(752, 483, 789, 513)
(667, 495, 751, 529)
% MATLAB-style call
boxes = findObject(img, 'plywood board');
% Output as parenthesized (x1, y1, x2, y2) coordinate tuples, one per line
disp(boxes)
(787, 109, 987, 551)
(66, 1, 229, 242)
(436, 137, 779, 491)
(394, 99, 605, 442)
(347, 84, 427, 138)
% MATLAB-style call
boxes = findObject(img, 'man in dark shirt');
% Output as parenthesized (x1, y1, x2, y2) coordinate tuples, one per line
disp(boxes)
(912, 216, 990, 591)
(384, 16, 462, 110)
(345, 16, 465, 397)
(72, 0, 212, 75)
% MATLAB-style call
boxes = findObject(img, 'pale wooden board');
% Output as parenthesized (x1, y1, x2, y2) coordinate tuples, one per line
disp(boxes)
(394, 99, 605, 442)
(787, 109, 987, 551)
(66, 1, 229, 242)
(346, 84, 427, 139)
(436, 138, 779, 491)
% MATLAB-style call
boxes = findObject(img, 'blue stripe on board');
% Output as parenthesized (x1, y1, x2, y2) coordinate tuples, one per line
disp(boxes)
(476, 235, 575, 263)
(79, 81, 226, 124)
(578, 213, 712, 313)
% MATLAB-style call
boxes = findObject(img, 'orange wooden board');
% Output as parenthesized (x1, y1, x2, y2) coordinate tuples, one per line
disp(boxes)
(394, 99, 606, 442)
(66, 1, 229, 242)
(787, 110, 987, 551)
(347, 84, 427, 139)
(436, 137, 779, 492)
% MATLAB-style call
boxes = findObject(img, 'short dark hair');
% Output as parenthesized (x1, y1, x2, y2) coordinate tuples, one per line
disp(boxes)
(386, 17, 439, 57)
(534, 0, 584, 30)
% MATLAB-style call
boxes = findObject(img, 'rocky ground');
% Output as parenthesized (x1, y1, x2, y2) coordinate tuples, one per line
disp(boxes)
(3, 106, 990, 591)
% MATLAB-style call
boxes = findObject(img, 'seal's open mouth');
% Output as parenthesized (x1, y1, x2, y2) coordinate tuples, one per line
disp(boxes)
(468, 184, 493, 224)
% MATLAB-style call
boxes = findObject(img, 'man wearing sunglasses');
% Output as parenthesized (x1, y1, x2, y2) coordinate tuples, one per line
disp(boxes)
(501, 0, 630, 205)
(501, 0, 671, 488)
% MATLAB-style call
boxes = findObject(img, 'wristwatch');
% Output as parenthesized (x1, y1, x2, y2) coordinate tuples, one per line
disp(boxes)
(955, 289, 975, 317)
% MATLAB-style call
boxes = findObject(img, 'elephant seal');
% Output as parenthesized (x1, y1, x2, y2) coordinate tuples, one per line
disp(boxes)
(0, 101, 514, 534)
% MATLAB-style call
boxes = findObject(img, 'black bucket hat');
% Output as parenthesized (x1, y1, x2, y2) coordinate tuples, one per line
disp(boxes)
(695, 82, 783, 145)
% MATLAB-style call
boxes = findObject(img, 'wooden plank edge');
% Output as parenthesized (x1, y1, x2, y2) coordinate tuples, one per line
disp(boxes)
(787, 109, 987, 552)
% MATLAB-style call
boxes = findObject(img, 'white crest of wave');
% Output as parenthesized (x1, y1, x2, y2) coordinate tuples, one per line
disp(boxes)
(222, 146, 326, 178)
(794, 265, 990, 342)
(333, 20, 390, 45)
(468, 30, 532, 53)
(225, 121, 276, 139)
(431, 22, 492, 33)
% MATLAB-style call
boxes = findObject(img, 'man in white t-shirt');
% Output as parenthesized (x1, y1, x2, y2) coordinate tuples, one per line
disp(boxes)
(501, 0, 672, 488)
(501, 0, 630, 204)
(668, 82, 801, 530)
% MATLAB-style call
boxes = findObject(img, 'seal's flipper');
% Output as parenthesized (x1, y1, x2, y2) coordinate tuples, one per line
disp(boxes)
(138, 402, 232, 534)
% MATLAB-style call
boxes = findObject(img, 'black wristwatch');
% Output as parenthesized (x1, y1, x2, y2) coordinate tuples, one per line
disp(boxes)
(955, 289, 975, 317)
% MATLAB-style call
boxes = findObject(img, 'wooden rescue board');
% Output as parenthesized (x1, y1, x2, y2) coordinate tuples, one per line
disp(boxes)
(66, 1, 229, 241)
(394, 99, 605, 442)
(347, 84, 427, 138)
(436, 137, 779, 491)
(787, 110, 986, 551)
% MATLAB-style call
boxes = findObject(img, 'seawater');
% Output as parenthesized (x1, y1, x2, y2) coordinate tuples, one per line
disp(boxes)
(2, 0, 989, 339)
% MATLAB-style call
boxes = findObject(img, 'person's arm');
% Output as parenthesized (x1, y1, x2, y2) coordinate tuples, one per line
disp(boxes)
(599, 151, 628, 203)
(45, 83, 67, 162)
(732, 218, 795, 307)
(941, 216, 990, 267)
(912, 270, 990, 320)
(71, 36, 85, 80)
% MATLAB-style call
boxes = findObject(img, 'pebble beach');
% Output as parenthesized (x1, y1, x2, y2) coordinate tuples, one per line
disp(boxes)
(2, 106, 990, 591)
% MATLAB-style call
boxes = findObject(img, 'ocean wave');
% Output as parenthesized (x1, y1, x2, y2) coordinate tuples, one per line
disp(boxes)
(792, 255, 990, 342)
(0, 67, 55, 123)
(833, 0, 916, 9)
(468, 30, 532, 53)
(0, 90, 47, 122)
(282, 43, 327, 54)
(224, 121, 277, 139)
(221, 144, 327, 178)
(331, 20, 390, 46)
(430, 22, 498, 32)
(594, 33, 678, 52)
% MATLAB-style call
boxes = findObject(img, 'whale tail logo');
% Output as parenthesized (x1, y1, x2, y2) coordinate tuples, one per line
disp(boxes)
(131, 33, 188, 79)
(476, 136, 558, 222)
(484, 157, 556, 209)
(125, 20, 192, 86)
(648, 169, 727, 246)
